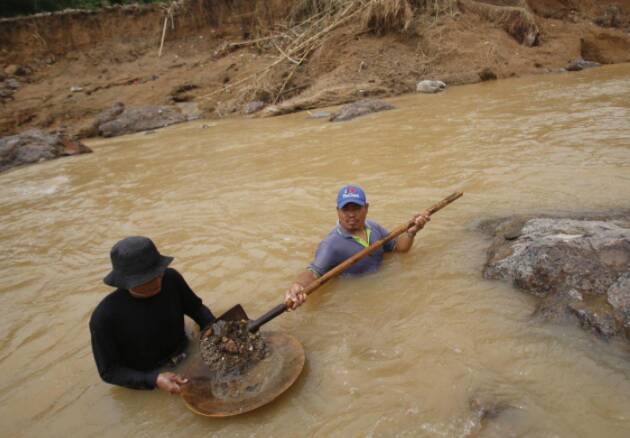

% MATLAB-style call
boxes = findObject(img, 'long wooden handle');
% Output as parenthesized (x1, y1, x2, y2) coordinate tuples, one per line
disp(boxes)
(247, 191, 463, 331)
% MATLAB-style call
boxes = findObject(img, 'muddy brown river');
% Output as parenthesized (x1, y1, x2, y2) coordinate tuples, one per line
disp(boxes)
(1, 64, 630, 437)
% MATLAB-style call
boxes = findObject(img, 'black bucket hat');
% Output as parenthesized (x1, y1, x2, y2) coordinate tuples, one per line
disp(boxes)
(103, 236, 173, 289)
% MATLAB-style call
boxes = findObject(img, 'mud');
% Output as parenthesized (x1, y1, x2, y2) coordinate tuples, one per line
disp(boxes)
(199, 320, 269, 378)
(1, 0, 629, 138)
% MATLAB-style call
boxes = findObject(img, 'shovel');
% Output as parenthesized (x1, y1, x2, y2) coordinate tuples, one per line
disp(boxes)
(217, 191, 463, 330)
(181, 191, 463, 416)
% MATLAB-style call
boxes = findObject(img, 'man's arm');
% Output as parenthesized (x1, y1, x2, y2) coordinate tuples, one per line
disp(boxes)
(90, 319, 159, 390)
(395, 212, 430, 253)
(285, 269, 317, 310)
(90, 318, 189, 393)
(285, 238, 338, 310)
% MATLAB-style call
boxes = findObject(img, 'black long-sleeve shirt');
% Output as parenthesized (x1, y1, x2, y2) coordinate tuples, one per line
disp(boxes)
(89, 268, 215, 390)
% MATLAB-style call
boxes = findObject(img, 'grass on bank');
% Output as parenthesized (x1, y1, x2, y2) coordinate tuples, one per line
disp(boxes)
(0, 0, 168, 18)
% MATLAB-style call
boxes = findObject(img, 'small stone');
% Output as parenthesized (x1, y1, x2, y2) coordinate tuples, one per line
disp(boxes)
(5, 79, 21, 90)
(307, 111, 332, 119)
(567, 289, 583, 301)
(224, 339, 238, 353)
(243, 100, 265, 115)
(416, 80, 447, 93)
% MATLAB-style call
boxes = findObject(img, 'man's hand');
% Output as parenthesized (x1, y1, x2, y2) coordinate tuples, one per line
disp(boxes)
(407, 211, 431, 235)
(156, 372, 188, 394)
(284, 283, 307, 311)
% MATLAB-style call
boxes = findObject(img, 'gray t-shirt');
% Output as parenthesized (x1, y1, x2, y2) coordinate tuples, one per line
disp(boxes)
(308, 220, 396, 277)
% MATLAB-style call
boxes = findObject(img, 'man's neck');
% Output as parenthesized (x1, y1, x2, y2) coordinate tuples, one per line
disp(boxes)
(340, 224, 366, 237)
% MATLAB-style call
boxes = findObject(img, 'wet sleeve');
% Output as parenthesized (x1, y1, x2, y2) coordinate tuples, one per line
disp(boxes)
(375, 222, 396, 252)
(172, 270, 216, 329)
(308, 239, 339, 277)
(89, 317, 159, 390)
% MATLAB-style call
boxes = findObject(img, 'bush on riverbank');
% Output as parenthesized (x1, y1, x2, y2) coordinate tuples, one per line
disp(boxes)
(0, 0, 166, 18)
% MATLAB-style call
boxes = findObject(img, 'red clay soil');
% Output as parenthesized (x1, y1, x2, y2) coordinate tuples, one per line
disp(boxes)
(0, 0, 628, 138)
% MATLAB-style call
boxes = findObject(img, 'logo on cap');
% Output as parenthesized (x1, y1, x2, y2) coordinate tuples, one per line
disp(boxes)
(337, 185, 366, 208)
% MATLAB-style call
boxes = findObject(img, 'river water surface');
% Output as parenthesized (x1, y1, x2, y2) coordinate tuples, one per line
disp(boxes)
(1, 64, 630, 437)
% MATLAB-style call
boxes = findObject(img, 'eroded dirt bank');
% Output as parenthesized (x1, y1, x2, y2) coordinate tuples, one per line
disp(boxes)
(0, 0, 629, 138)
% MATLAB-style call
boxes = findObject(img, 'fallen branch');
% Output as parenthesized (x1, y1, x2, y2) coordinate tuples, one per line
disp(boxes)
(158, 2, 177, 57)
(272, 39, 301, 65)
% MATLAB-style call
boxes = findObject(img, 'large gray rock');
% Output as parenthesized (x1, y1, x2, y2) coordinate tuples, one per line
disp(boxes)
(329, 99, 394, 122)
(98, 106, 187, 138)
(483, 216, 630, 339)
(0, 129, 92, 173)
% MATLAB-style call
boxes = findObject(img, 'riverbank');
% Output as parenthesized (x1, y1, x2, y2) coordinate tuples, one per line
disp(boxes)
(1, 0, 629, 139)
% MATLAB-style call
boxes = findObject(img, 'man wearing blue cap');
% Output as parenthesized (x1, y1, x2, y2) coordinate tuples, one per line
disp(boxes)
(284, 185, 430, 309)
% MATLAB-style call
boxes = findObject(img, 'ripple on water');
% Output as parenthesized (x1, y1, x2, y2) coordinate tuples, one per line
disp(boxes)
(0, 65, 630, 437)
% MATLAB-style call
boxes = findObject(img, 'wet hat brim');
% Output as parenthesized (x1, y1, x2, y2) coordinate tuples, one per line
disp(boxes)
(103, 255, 173, 290)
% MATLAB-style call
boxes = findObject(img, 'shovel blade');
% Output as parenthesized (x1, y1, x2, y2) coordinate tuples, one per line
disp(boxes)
(218, 304, 249, 322)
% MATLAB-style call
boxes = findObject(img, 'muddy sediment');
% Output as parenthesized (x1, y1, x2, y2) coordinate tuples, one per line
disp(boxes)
(199, 319, 269, 378)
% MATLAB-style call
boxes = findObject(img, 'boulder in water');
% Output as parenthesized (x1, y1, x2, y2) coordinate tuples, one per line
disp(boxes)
(566, 59, 601, 72)
(0, 129, 92, 173)
(483, 215, 630, 340)
(329, 99, 394, 122)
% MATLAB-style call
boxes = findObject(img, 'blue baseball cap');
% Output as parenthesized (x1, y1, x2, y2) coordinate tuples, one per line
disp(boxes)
(337, 185, 367, 208)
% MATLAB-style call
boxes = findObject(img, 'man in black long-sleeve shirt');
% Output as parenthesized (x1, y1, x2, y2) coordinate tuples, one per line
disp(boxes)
(90, 236, 215, 393)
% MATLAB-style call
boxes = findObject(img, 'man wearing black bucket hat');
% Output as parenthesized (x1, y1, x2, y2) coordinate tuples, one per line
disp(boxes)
(90, 236, 215, 393)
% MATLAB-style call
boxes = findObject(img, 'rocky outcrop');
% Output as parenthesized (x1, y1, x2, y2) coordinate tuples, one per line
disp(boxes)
(483, 215, 630, 340)
(0, 129, 92, 172)
(329, 99, 394, 122)
(467, 394, 512, 437)
(98, 105, 187, 137)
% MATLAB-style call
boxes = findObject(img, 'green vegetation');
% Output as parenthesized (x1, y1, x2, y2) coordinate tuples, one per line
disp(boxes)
(0, 0, 168, 18)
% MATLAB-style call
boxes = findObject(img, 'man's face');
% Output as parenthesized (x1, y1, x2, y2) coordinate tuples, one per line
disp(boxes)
(337, 203, 369, 233)
(130, 275, 162, 298)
